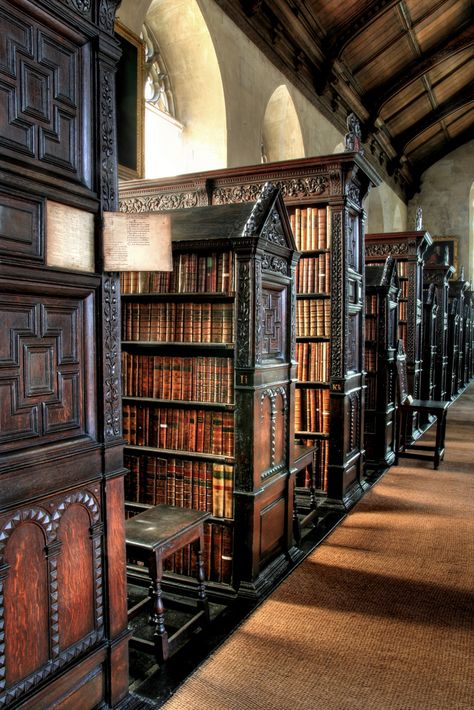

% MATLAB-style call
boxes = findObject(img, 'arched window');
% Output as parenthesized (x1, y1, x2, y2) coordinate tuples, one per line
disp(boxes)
(141, 23, 184, 179)
(142, 23, 175, 117)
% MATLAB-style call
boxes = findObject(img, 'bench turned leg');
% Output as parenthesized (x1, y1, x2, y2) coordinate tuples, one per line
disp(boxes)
(148, 554, 169, 663)
(434, 412, 448, 470)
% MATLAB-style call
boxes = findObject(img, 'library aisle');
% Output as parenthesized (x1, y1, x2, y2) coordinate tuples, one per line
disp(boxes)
(158, 384, 474, 710)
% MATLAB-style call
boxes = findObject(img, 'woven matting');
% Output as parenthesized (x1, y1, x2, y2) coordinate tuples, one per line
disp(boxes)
(162, 384, 474, 710)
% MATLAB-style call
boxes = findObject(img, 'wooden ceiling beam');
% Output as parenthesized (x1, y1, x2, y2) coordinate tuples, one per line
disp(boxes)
(328, 0, 400, 59)
(392, 88, 474, 153)
(366, 23, 474, 119)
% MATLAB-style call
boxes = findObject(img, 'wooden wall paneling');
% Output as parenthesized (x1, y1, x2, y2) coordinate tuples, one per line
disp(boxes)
(0, 1, 129, 708)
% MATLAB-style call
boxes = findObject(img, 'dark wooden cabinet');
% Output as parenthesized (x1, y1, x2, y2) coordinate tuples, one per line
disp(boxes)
(365, 230, 432, 442)
(119, 154, 381, 510)
(423, 263, 455, 401)
(120, 187, 300, 599)
(364, 258, 400, 472)
(0, 1, 129, 707)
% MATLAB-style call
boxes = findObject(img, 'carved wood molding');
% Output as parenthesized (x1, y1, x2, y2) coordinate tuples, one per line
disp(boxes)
(103, 275, 122, 440)
(260, 385, 288, 480)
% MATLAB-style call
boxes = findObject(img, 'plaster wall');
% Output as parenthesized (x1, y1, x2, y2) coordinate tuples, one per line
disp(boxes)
(407, 140, 474, 281)
(197, 0, 343, 166)
(365, 183, 408, 233)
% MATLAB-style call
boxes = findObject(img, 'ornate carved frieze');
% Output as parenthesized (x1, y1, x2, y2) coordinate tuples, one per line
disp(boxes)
(365, 242, 409, 258)
(213, 175, 328, 205)
(103, 276, 121, 440)
(119, 192, 200, 213)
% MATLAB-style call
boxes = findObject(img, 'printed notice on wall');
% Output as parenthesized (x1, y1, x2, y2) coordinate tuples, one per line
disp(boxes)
(46, 201, 95, 272)
(103, 212, 173, 272)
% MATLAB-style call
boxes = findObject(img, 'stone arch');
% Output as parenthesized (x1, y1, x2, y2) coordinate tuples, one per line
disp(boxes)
(117, 0, 227, 177)
(262, 85, 305, 162)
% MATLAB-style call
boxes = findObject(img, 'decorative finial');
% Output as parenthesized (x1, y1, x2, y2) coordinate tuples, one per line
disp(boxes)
(344, 113, 364, 155)
(415, 206, 423, 231)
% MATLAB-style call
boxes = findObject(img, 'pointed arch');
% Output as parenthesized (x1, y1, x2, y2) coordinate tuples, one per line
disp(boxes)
(262, 85, 305, 163)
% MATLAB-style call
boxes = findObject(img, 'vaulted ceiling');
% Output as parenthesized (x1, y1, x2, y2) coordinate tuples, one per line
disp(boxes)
(215, 0, 474, 198)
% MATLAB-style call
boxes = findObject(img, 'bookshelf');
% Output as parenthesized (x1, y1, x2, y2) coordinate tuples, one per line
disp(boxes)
(448, 276, 470, 397)
(120, 186, 300, 599)
(461, 288, 472, 389)
(419, 283, 437, 430)
(119, 153, 381, 510)
(423, 262, 455, 400)
(365, 230, 432, 442)
(364, 258, 400, 472)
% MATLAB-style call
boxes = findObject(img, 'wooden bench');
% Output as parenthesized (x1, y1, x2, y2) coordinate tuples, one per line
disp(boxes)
(125, 504, 211, 663)
(395, 341, 450, 470)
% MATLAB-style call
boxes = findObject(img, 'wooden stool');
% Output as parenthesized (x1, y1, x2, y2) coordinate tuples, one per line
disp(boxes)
(125, 504, 211, 663)
(292, 442, 318, 544)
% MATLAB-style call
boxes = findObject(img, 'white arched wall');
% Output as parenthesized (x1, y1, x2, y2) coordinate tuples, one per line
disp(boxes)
(262, 86, 305, 162)
(196, 0, 343, 167)
(117, 0, 227, 175)
(365, 183, 407, 233)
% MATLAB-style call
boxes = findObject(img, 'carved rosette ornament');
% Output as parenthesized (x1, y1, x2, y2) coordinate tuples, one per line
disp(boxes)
(236, 262, 252, 367)
(331, 212, 344, 378)
(103, 276, 122, 440)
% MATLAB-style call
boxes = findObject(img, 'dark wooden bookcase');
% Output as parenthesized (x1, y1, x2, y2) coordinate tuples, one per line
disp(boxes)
(419, 283, 438, 430)
(120, 186, 300, 599)
(461, 287, 472, 389)
(423, 263, 455, 400)
(364, 258, 400, 472)
(448, 276, 470, 397)
(119, 153, 380, 510)
(365, 230, 432, 441)
(421, 283, 438, 402)
(0, 1, 129, 708)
